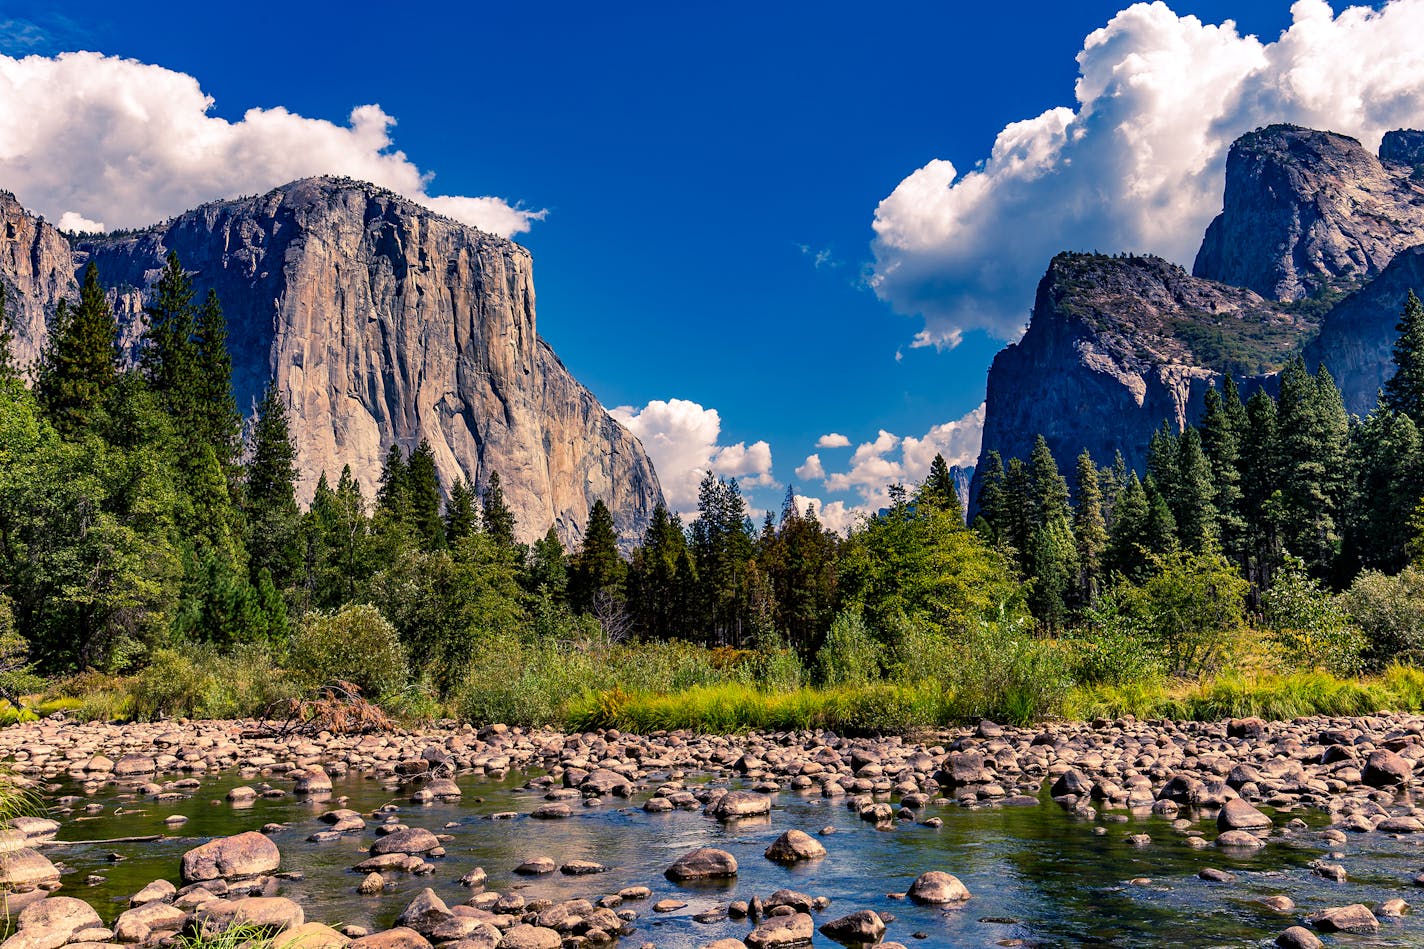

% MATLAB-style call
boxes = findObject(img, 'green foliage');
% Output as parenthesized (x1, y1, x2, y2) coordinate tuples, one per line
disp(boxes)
(480, 471, 517, 550)
(1133, 547, 1249, 677)
(131, 644, 298, 720)
(1070, 589, 1164, 686)
(244, 383, 300, 586)
(569, 499, 625, 615)
(36, 263, 119, 435)
(814, 610, 879, 687)
(1342, 565, 1424, 668)
(1263, 555, 1365, 675)
(288, 604, 408, 699)
(941, 617, 1072, 725)
(1385, 289, 1424, 426)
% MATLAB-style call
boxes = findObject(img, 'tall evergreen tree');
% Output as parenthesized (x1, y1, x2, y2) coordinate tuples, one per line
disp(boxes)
(193, 289, 242, 473)
(1146, 421, 1180, 499)
(1073, 449, 1107, 604)
(1002, 457, 1033, 558)
(1240, 387, 1284, 589)
(1200, 381, 1246, 561)
(444, 477, 479, 544)
(481, 471, 517, 550)
(525, 528, 568, 603)
(1106, 473, 1150, 579)
(0, 283, 16, 384)
(627, 501, 692, 640)
(972, 450, 1008, 544)
(244, 382, 301, 586)
(916, 454, 962, 522)
(1343, 399, 1422, 574)
(1143, 475, 1179, 558)
(1384, 289, 1424, 426)
(690, 473, 755, 645)
(1172, 427, 1217, 551)
(406, 439, 445, 550)
(1276, 358, 1348, 575)
(36, 263, 119, 434)
(570, 499, 625, 614)
(376, 443, 411, 524)
(140, 251, 199, 424)
(1025, 436, 1077, 626)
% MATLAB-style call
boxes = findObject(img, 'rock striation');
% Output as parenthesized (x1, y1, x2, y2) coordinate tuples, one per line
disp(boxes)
(0, 179, 662, 545)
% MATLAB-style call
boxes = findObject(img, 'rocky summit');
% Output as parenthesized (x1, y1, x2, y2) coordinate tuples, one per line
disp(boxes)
(0, 178, 662, 546)
(977, 124, 1424, 485)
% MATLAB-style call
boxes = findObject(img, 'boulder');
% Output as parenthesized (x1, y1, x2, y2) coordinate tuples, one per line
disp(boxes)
(1310, 904, 1380, 933)
(395, 889, 452, 936)
(293, 767, 333, 794)
(369, 827, 440, 856)
(0, 849, 61, 891)
(1217, 798, 1272, 831)
(496, 925, 562, 949)
(1275, 927, 1322, 949)
(14, 897, 103, 949)
(764, 830, 826, 864)
(818, 910, 886, 946)
(181, 832, 281, 883)
(1363, 749, 1413, 788)
(194, 897, 305, 935)
(348, 928, 432, 949)
(283, 923, 352, 949)
(666, 848, 738, 881)
(130, 880, 177, 906)
(708, 790, 771, 820)
(113, 901, 188, 943)
(746, 913, 814, 948)
(1214, 830, 1266, 850)
(907, 871, 970, 904)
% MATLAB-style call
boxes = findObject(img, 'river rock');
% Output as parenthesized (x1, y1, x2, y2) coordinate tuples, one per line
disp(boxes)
(181, 832, 281, 883)
(14, 897, 103, 948)
(294, 767, 333, 794)
(130, 880, 177, 907)
(514, 857, 556, 875)
(348, 927, 432, 949)
(0, 849, 61, 892)
(358, 873, 384, 895)
(112, 755, 156, 777)
(530, 804, 571, 820)
(395, 889, 453, 935)
(1362, 749, 1412, 788)
(1214, 830, 1265, 850)
(113, 900, 188, 942)
(1217, 798, 1272, 831)
(496, 924, 562, 949)
(1310, 904, 1380, 933)
(818, 910, 886, 945)
(283, 923, 352, 949)
(369, 828, 440, 856)
(907, 871, 970, 904)
(194, 896, 305, 935)
(764, 830, 826, 863)
(709, 790, 771, 820)
(746, 912, 814, 948)
(666, 848, 738, 881)
(1276, 926, 1322, 948)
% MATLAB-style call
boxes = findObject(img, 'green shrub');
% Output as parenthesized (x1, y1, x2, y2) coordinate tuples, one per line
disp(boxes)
(1343, 566, 1424, 668)
(943, 617, 1071, 725)
(814, 610, 880, 687)
(1069, 589, 1164, 686)
(881, 613, 952, 684)
(1134, 548, 1249, 677)
(1263, 556, 1365, 675)
(289, 604, 408, 699)
(132, 648, 216, 719)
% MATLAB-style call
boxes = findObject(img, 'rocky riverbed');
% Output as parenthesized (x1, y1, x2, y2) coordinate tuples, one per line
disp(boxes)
(2, 713, 1424, 947)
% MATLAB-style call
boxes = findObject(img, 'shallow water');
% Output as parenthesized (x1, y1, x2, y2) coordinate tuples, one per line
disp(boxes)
(35, 768, 1424, 948)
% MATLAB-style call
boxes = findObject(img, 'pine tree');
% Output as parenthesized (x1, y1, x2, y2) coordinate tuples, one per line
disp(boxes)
(525, 528, 568, 602)
(627, 501, 691, 640)
(481, 471, 517, 549)
(444, 477, 479, 543)
(376, 443, 411, 524)
(1147, 421, 1180, 500)
(1385, 289, 1424, 426)
(140, 251, 199, 424)
(1143, 476, 1179, 557)
(194, 288, 242, 474)
(1172, 427, 1217, 551)
(1240, 388, 1284, 589)
(971, 451, 1008, 544)
(36, 263, 119, 434)
(916, 454, 962, 522)
(406, 439, 445, 550)
(244, 382, 301, 586)
(570, 499, 625, 614)
(1025, 436, 1077, 626)
(1200, 381, 1245, 561)
(1343, 399, 1422, 574)
(1073, 449, 1107, 603)
(1028, 435, 1070, 524)
(1106, 473, 1150, 579)
(1276, 358, 1348, 576)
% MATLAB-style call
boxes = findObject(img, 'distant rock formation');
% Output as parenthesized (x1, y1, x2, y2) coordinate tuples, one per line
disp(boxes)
(1, 179, 663, 546)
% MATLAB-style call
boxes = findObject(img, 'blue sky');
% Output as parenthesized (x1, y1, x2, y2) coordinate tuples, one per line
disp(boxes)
(6, 0, 1410, 526)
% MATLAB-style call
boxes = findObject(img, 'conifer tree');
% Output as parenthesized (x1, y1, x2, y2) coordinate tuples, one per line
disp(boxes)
(1073, 449, 1107, 603)
(1025, 436, 1077, 625)
(1106, 473, 1150, 579)
(481, 471, 517, 550)
(1003, 457, 1033, 557)
(1240, 388, 1284, 588)
(972, 451, 1008, 544)
(570, 499, 625, 614)
(444, 477, 479, 544)
(376, 443, 411, 524)
(1343, 399, 1421, 573)
(1172, 427, 1217, 551)
(1147, 421, 1180, 498)
(627, 501, 691, 640)
(916, 453, 962, 522)
(406, 439, 445, 550)
(525, 528, 568, 601)
(1276, 358, 1348, 575)
(1143, 476, 1179, 556)
(244, 382, 301, 586)
(1385, 290, 1424, 426)
(1201, 381, 1245, 560)
(36, 263, 119, 434)
(141, 251, 199, 423)
(194, 289, 242, 473)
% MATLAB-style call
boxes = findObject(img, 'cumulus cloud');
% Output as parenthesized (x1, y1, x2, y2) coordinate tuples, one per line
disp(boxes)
(795, 454, 826, 480)
(820, 404, 985, 509)
(794, 495, 860, 535)
(610, 398, 777, 515)
(0, 51, 543, 237)
(817, 433, 851, 449)
(871, 0, 1424, 347)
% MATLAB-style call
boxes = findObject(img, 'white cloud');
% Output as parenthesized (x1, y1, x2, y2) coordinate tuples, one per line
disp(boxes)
(821, 404, 985, 509)
(610, 398, 777, 515)
(795, 454, 825, 480)
(0, 51, 543, 237)
(57, 211, 103, 233)
(794, 495, 860, 535)
(871, 0, 1424, 347)
(816, 433, 851, 448)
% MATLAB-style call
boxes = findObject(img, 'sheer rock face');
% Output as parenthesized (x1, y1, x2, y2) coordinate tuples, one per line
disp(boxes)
(1193, 125, 1424, 302)
(2, 178, 662, 546)
(0, 191, 78, 371)
(976, 252, 1308, 492)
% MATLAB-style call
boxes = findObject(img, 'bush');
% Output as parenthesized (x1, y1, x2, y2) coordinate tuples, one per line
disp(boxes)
(943, 617, 1071, 725)
(1343, 566, 1424, 668)
(1263, 556, 1365, 675)
(1070, 588, 1164, 686)
(1136, 548, 1249, 677)
(815, 610, 880, 687)
(289, 604, 408, 699)
(881, 613, 952, 684)
(132, 648, 215, 720)
(455, 632, 584, 727)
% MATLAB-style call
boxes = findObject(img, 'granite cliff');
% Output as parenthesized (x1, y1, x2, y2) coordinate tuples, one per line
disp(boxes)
(976, 125, 1424, 494)
(1, 178, 663, 546)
